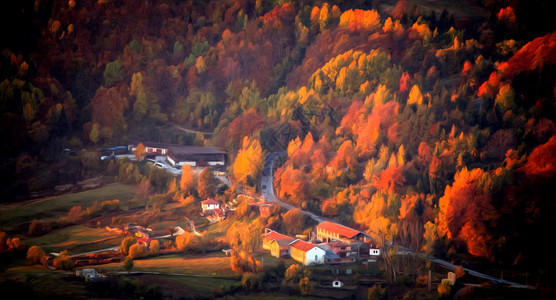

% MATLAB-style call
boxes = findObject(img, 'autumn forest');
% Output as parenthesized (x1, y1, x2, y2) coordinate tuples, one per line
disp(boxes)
(0, 0, 555, 299)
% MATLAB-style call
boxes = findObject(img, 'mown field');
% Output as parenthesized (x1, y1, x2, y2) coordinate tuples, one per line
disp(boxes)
(0, 183, 137, 232)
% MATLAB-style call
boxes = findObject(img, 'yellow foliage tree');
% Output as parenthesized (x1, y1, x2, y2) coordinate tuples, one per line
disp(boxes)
(233, 136, 263, 185)
(407, 84, 423, 105)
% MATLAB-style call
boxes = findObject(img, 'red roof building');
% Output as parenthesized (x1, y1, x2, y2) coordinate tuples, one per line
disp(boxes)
(289, 239, 326, 265)
(201, 198, 220, 213)
(316, 221, 368, 243)
(263, 230, 294, 250)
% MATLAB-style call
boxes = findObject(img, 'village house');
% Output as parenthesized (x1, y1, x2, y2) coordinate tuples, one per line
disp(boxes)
(257, 204, 273, 218)
(262, 229, 294, 251)
(76, 268, 100, 281)
(269, 238, 295, 258)
(289, 239, 326, 266)
(201, 198, 220, 213)
(316, 221, 368, 243)
(318, 241, 357, 264)
(332, 278, 344, 288)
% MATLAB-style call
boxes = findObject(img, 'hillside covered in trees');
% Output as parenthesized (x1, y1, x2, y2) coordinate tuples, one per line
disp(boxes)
(1, 0, 555, 290)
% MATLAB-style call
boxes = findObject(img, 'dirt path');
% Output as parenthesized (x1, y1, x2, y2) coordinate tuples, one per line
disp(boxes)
(172, 124, 215, 136)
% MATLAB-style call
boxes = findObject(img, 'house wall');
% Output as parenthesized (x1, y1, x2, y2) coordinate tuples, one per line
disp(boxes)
(290, 247, 306, 265)
(317, 228, 341, 242)
(208, 160, 225, 166)
(291, 247, 325, 265)
(305, 247, 325, 265)
(202, 203, 219, 212)
(270, 243, 289, 258)
(263, 240, 273, 250)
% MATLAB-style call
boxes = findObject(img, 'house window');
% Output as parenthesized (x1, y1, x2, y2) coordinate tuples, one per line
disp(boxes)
(315, 255, 318, 261)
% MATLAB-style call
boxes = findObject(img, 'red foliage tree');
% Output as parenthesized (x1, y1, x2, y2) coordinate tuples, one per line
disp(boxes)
(518, 136, 556, 179)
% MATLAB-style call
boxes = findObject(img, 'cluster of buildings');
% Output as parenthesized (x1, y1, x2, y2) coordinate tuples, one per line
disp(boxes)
(262, 221, 381, 266)
(128, 142, 227, 168)
(201, 194, 274, 223)
(201, 198, 227, 223)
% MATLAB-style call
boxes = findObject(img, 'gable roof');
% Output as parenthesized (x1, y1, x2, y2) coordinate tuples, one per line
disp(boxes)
(316, 221, 363, 239)
(289, 239, 318, 252)
(272, 238, 295, 246)
(201, 198, 219, 205)
(263, 231, 293, 242)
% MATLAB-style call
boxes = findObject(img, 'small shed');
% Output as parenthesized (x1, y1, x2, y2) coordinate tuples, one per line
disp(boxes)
(76, 268, 99, 281)
(332, 278, 344, 288)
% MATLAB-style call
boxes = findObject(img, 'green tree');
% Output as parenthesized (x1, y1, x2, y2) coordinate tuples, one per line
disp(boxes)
(495, 84, 515, 112)
(103, 59, 124, 86)
(123, 256, 134, 273)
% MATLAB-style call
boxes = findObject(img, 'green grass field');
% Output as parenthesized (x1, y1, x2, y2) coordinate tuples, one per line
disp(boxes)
(98, 252, 236, 276)
(23, 225, 122, 253)
(0, 183, 136, 232)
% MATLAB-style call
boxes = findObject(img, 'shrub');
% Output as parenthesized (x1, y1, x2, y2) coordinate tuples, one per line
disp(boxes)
(53, 251, 74, 270)
(285, 264, 301, 282)
(175, 232, 200, 252)
(128, 243, 149, 259)
(437, 279, 452, 297)
(299, 276, 315, 296)
(120, 237, 137, 255)
(26, 245, 46, 264)
(367, 285, 387, 300)
(101, 199, 121, 212)
(149, 240, 160, 255)
(28, 219, 51, 236)
(241, 273, 263, 291)
(6, 237, 24, 252)
(68, 205, 84, 223)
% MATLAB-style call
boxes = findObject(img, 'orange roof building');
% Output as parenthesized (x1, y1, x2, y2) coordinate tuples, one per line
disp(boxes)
(201, 198, 220, 213)
(289, 239, 326, 265)
(263, 230, 294, 250)
(316, 221, 368, 243)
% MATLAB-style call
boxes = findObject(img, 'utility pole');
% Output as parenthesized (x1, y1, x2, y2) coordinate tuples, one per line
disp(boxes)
(428, 270, 432, 293)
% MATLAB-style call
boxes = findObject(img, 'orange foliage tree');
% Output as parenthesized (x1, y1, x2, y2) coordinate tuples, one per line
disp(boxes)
(437, 167, 500, 258)
(233, 136, 264, 186)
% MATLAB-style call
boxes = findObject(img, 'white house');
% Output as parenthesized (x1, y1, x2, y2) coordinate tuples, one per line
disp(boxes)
(332, 278, 344, 288)
(369, 248, 381, 256)
(289, 239, 326, 266)
(201, 198, 220, 213)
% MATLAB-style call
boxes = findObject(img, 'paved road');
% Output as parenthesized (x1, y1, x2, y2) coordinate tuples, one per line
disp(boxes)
(260, 152, 325, 223)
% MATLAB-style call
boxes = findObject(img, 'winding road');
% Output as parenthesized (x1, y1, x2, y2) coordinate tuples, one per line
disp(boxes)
(261, 152, 325, 223)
